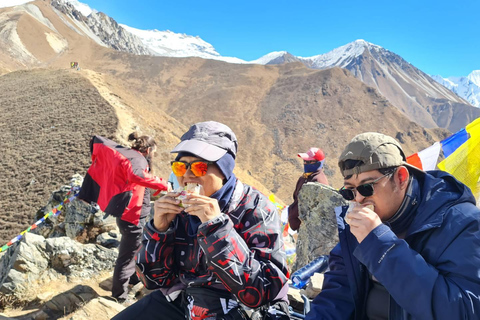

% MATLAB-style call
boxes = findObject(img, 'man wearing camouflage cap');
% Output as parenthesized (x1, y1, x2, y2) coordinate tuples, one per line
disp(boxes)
(307, 132, 480, 320)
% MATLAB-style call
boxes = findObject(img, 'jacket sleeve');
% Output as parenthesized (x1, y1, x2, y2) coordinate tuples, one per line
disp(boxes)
(306, 243, 355, 320)
(135, 220, 177, 289)
(123, 158, 168, 191)
(354, 203, 480, 320)
(197, 197, 289, 308)
(288, 177, 304, 231)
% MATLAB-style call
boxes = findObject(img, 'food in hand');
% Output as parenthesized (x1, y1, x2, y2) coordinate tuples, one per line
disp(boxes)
(177, 183, 201, 207)
(345, 203, 374, 224)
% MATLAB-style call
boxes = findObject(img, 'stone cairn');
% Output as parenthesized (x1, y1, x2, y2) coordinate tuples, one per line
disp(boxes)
(0, 174, 121, 317)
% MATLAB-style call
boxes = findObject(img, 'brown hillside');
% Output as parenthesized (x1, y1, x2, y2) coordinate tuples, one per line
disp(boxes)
(0, 69, 117, 243)
(0, 1, 452, 244)
(83, 52, 449, 198)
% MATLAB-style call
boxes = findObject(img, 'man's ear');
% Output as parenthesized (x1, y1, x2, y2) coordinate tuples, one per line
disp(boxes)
(397, 166, 410, 189)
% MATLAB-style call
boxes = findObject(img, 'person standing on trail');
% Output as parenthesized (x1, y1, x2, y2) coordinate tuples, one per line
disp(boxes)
(288, 147, 329, 231)
(306, 132, 480, 320)
(78, 133, 168, 303)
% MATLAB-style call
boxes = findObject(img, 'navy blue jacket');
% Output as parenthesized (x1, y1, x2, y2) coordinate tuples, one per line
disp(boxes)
(307, 171, 480, 319)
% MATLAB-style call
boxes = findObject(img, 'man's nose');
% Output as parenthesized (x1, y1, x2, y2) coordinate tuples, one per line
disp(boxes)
(354, 189, 365, 203)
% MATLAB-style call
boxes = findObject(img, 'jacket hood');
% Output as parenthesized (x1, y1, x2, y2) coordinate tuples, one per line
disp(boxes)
(408, 170, 477, 236)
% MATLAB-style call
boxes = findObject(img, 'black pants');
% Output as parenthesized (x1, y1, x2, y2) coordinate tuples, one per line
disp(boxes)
(112, 290, 185, 320)
(111, 218, 144, 300)
(111, 288, 251, 320)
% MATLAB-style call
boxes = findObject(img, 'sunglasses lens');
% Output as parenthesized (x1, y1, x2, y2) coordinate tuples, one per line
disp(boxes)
(171, 161, 187, 177)
(190, 161, 209, 177)
(339, 188, 355, 201)
(357, 184, 375, 197)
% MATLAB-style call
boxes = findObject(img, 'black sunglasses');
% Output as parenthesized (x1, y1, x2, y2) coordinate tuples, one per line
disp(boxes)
(339, 172, 394, 200)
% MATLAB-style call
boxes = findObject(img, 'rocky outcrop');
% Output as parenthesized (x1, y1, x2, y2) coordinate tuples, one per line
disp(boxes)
(0, 175, 120, 307)
(0, 232, 117, 297)
(34, 174, 118, 244)
(293, 182, 346, 271)
(50, 0, 152, 56)
(86, 11, 153, 56)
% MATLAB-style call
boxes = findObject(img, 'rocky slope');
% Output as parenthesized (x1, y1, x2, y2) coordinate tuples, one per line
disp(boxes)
(0, 1, 451, 244)
(253, 40, 480, 132)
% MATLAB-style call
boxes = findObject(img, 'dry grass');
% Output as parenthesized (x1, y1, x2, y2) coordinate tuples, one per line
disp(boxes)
(0, 68, 117, 244)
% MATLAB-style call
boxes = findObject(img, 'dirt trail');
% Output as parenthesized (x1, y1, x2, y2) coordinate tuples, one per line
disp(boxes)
(82, 69, 138, 144)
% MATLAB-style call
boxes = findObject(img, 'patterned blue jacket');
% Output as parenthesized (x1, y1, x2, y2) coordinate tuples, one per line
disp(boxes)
(135, 180, 289, 309)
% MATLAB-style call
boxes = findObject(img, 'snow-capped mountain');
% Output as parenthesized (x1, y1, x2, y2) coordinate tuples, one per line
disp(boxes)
(252, 39, 479, 132)
(51, 0, 152, 55)
(251, 40, 381, 68)
(431, 71, 480, 108)
(250, 51, 300, 65)
(120, 25, 245, 64)
(1, 0, 478, 131)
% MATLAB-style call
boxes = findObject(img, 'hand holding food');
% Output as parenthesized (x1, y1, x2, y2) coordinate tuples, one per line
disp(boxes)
(153, 191, 184, 232)
(345, 203, 381, 243)
(176, 183, 202, 207)
(183, 196, 221, 223)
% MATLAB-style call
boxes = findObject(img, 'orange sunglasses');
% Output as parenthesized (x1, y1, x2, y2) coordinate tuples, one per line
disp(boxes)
(171, 160, 214, 177)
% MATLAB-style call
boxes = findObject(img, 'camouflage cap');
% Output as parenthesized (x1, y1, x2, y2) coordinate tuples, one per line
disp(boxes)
(338, 132, 423, 177)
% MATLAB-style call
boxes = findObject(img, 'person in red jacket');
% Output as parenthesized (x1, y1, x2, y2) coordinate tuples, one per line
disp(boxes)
(78, 133, 167, 303)
(288, 147, 329, 231)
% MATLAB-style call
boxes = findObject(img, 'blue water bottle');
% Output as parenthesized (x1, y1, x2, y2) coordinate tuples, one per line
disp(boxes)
(290, 255, 329, 289)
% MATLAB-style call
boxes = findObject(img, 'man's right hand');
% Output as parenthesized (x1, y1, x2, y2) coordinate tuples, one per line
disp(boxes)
(153, 192, 183, 232)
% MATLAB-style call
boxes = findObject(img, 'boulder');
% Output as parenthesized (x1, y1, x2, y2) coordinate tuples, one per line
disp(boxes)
(293, 182, 347, 271)
(0, 233, 117, 299)
(34, 174, 117, 243)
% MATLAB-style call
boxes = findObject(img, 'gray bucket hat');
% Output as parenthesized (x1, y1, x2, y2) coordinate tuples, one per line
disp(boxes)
(338, 132, 425, 177)
(171, 121, 238, 161)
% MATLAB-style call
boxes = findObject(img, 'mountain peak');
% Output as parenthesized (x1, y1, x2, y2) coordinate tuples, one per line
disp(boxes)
(468, 70, 480, 87)
(300, 39, 384, 69)
(250, 51, 292, 64)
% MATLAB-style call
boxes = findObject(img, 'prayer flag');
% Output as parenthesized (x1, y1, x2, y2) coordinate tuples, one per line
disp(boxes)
(440, 128, 468, 158)
(406, 142, 441, 171)
(438, 117, 480, 199)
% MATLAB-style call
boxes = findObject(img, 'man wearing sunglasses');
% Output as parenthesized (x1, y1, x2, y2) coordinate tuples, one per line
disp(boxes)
(114, 121, 289, 320)
(307, 132, 480, 320)
(288, 147, 329, 231)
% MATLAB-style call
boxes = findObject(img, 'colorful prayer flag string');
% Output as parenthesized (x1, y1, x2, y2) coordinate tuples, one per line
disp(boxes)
(0, 190, 79, 254)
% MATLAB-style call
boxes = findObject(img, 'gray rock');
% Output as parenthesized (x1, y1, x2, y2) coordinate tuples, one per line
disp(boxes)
(293, 182, 347, 271)
(0, 233, 117, 297)
(96, 232, 120, 249)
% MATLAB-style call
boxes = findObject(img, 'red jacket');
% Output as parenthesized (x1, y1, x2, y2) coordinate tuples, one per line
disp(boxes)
(78, 136, 167, 225)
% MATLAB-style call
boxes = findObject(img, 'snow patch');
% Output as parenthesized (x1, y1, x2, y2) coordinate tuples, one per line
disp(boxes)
(121, 24, 246, 63)
(64, 0, 93, 16)
(250, 51, 288, 65)
(432, 74, 480, 107)
(468, 70, 480, 87)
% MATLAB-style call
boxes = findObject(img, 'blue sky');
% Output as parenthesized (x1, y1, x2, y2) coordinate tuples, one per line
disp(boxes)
(79, 0, 479, 77)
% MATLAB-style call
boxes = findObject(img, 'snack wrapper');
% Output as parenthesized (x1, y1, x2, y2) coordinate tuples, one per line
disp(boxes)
(176, 183, 201, 207)
(345, 203, 374, 224)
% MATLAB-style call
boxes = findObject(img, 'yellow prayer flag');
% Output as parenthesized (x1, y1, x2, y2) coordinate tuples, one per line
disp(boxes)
(438, 118, 480, 199)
